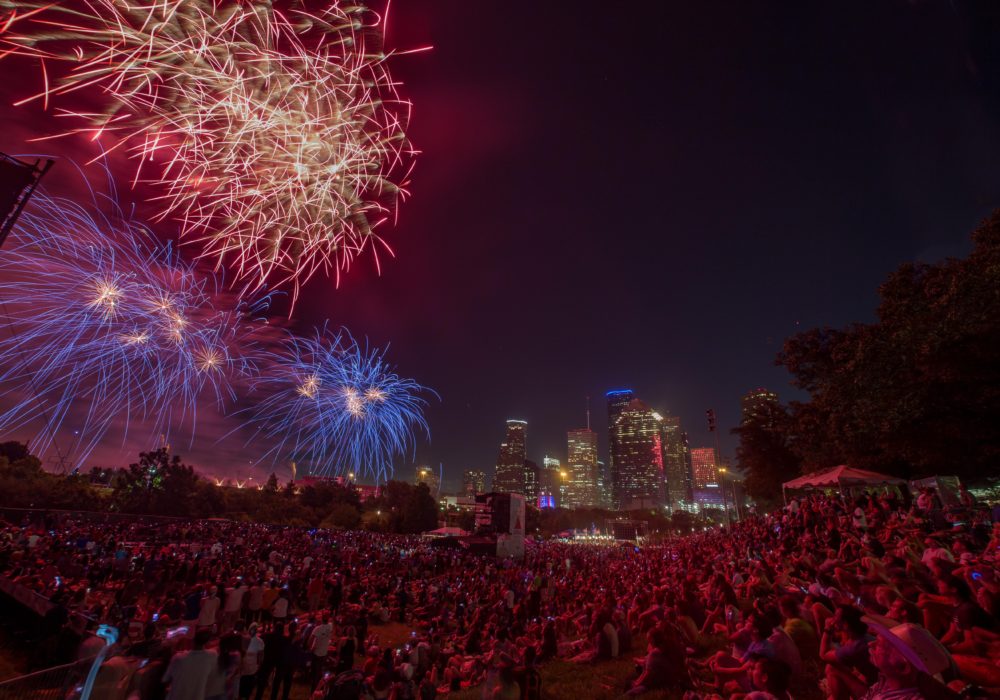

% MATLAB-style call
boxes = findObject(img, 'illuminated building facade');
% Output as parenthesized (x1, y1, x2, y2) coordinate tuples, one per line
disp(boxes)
(414, 465, 440, 494)
(523, 459, 539, 503)
(610, 397, 665, 509)
(660, 414, 692, 507)
(606, 389, 634, 507)
(462, 469, 487, 495)
(494, 419, 527, 494)
(741, 388, 780, 429)
(537, 456, 561, 508)
(565, 428, 599, 508)
(690, 447, 719, 488)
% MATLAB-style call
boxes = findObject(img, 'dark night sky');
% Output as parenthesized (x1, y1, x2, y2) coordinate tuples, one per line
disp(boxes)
(2, 1, 1000, 487)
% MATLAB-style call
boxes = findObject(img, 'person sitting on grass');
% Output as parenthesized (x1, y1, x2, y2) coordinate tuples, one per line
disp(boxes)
(627, 627, 683, 696)
(746, 656, 793, 700)
(689, 614, 776, 695)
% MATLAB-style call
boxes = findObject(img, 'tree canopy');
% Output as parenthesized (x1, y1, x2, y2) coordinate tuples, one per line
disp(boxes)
(770, 210, 1000, 484)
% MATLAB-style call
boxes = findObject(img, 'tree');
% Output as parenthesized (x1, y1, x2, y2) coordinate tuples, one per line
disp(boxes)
(778, 211, 1000, 482)
(732, 400, 800, 505)
(670, 510, 695, 534)
(374, 481, 439, 534)
(0, 441, 31, 462)
(320, 502, 361, 529)
(111, 449, 200, 515)
(264, 472, 280, 493)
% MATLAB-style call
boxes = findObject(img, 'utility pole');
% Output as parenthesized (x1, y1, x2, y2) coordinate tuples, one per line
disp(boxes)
(707, 408, 730, 528)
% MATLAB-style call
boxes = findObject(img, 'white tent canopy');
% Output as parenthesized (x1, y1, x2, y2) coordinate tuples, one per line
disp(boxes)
(783, 465, 905, 495)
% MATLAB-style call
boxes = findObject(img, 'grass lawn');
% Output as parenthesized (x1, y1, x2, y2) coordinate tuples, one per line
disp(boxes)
(447, 633, 682, 700)
(449, 656, 681, 700)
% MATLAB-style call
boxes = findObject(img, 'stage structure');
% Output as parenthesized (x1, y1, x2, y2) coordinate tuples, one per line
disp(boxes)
(0, 154, 53, 249)
(474, 492, 526, 559)
(606, 519, 648, 542)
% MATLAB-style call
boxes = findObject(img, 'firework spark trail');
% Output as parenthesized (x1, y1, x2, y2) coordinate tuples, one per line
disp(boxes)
(0, 192, 268, 467)
(244, 326, 432, 483)
(0, 0, 419, 301)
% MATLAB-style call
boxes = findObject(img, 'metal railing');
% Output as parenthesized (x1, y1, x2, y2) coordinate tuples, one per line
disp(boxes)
(0, 656, 95, 700)
(0, 625, 117, 700)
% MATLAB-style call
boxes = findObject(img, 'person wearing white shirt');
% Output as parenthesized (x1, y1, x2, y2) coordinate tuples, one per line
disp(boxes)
(239, 624, 265, 700)
(223, 581, 248, 630)
(164, 631, 217, 700)
(199, 588, 221, 631)
(308, 615, 333, 689)
(271, 590, 289, 621)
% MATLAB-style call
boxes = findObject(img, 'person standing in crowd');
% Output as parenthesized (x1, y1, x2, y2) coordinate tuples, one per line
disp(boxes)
(239, 623, 265, 700)
(270, 589, 289, 624)
(205, 633, 241, 700)
(163, 630, 217, 700)
(308, 613, 333, 689)
(247, 580, 264, 623)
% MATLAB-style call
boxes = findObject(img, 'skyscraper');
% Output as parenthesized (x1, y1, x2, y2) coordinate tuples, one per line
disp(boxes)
(690, 447, 719, 488)
(606, 389, 634, 507)
(610, 397, 665, 509)
(414, 465, 440, 495)
(607, 390, 635, 432)
(494, 419, 527, 494)
(660, 414, 691, 507)
(741, 388, 780, 428)
(535, 457, 560, 508)
(565, 428, 599, 508)
(462, 469, 486, 495)
(523, 459, 539, 503)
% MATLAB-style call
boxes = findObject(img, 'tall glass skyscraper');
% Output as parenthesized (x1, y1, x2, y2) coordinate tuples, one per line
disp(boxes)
(660, 414, 692, 507)
(606, 389, 634, 507)
(494, 419, 527, 493)
(565, 428, 599, 508)
(610, 396, 665, 509)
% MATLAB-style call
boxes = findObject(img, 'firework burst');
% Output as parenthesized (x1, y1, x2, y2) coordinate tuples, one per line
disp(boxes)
(245, 326, 432, 482)
(0, 0, 421, 300)
(0, 191, 268, 467)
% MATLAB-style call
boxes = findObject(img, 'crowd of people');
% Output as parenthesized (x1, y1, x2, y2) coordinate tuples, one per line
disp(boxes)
(0, 484, 998, 700)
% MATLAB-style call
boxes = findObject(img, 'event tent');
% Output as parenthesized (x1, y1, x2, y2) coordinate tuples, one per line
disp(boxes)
(424, 526, 469, 537)
(782, 465, 905, 501)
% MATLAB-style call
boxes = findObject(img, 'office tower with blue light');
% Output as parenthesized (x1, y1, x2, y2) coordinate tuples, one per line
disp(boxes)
(609, 390, 665, 509)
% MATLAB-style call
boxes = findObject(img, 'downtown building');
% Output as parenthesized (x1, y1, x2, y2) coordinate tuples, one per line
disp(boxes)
(609, 391, 665, 510)
(413, 465, 441, 495)
(690, 446, 724, 507)
(660, 414, 692, 507)
(606, 389, 634, 508)
(690, 447, 719, 487)
(462, 469, 487, 496)
(537, 456, 561, 508)
(741, 388, 780, 427)
(494, 419, 527, 494)
(524, 459, 539, 503)
(565, 428, 600, 508)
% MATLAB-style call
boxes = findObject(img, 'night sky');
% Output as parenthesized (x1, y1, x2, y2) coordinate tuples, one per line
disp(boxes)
(2, 2, 999, 488)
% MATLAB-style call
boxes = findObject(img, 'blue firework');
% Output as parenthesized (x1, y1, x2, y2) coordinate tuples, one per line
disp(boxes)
(0, 192, 266, 466)
(245, 326, 433, 483)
